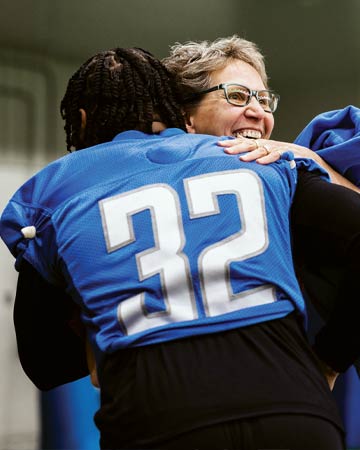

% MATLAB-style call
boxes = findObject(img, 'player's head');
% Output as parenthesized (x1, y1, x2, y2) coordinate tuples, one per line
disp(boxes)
(162, 35, 276, 139)
(61, 47, 186, 151)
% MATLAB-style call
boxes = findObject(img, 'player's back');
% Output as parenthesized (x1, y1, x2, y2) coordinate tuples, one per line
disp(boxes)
(0, 128, 305, 362)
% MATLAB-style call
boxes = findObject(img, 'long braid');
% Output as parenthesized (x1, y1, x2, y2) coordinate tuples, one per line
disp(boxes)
(60, 47, 186, 151)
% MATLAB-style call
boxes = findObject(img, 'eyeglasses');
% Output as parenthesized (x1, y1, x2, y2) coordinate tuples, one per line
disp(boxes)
(193, 83, 280, 113)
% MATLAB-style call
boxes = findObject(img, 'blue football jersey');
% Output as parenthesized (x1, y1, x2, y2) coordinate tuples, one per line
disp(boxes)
(0, 129, 327, 364)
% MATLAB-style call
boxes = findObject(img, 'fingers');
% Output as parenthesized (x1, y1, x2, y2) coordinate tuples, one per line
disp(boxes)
(239, 143, 283, 164)
(218, 137, 283, 165)
(241, 149, 282, 164)
(218, 137, 253, 155)
(217, 137, 246, 148)
(219, 138, 270, 160)
(252, 149, 282, 165)
(262, 144, 271, 155)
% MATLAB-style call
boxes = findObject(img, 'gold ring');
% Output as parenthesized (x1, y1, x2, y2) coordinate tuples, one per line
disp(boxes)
(253, 139, 260, 150)
(262, 144, 271, 155)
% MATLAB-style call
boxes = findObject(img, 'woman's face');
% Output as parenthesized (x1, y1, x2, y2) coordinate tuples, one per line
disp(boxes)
(186, 60, 274, 140)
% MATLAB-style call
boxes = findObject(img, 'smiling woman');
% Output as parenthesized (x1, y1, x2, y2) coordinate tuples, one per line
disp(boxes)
(163, 36, 275, 140)
(183, 60, 275, 139)
(163, 36, 359, 192)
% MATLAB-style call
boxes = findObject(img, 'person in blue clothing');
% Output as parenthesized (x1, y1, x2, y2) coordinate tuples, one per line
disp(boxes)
(1, 46, 360, 450)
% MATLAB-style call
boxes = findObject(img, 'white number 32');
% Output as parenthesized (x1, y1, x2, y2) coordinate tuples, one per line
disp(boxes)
(99, 170, 275, 335)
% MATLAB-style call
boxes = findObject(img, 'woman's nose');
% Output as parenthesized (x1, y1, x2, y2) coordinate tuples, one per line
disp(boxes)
(244, 96, 267, 118)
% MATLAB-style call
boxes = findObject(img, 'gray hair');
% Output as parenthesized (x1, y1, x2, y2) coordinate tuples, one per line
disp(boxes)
(162, 35, 268, 101)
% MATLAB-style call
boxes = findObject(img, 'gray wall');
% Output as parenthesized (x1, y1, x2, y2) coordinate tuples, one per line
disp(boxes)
(1, 0, 359, 150)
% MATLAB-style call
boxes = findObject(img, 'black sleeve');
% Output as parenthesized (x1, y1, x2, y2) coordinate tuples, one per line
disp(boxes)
(14, 259, 89, 390)
(291, 169, 360, 373)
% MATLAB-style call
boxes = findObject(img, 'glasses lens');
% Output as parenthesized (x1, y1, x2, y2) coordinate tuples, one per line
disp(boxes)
(225, 85, 250, 106)
(258, 91, 278, 113)
(223, 84, 279, 112)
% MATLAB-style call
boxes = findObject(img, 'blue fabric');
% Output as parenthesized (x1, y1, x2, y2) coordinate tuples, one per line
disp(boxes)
(294, 105, 360, 186)
(340, 367, 360, 449)
(40, 377, 100, 449)
(0, 129, 327, 369)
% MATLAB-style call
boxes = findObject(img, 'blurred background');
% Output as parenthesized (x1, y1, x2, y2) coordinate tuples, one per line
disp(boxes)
(0, 0, 359, 449)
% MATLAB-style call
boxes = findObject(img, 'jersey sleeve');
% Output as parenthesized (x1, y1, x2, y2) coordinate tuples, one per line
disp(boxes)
(294, 156, 331, 182)
(0, 180, 60, 286)
(270, 150, 330, 206)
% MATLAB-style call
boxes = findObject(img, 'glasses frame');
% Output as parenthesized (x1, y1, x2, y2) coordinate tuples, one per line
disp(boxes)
(195, 83, 280, 113)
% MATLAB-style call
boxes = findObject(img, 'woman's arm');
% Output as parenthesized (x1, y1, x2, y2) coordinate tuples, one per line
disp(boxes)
(218, 137, 360, 193)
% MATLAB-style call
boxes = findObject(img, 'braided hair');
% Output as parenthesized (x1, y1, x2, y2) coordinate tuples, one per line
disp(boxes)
(60, 47, 186, 151)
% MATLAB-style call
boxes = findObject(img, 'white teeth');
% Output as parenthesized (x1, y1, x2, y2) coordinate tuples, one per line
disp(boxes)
(233, 130, 262, 139)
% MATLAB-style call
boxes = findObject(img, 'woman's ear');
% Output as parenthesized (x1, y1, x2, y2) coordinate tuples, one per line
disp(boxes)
(183, 110, 196, 134)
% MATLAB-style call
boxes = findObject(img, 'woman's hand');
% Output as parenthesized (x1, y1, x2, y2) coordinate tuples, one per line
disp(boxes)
(218, 136, 360, 193)
(86, 338, 100, 388)
(317, 358, 340, 391)
(217, 136, 317, 164)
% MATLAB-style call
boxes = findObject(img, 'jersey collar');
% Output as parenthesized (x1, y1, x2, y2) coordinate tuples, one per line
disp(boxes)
(112, 128, 186, 142)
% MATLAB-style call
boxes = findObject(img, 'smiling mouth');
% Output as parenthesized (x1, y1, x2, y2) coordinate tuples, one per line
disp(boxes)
(233, 129, 262, 139)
